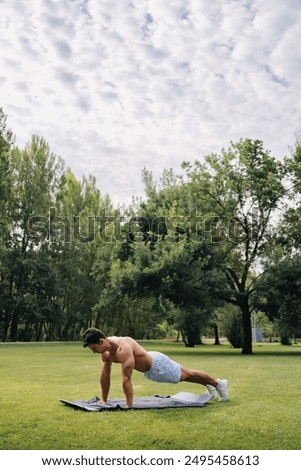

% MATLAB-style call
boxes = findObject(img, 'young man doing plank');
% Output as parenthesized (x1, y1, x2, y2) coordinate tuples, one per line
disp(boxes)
(82, 328, 228, 408)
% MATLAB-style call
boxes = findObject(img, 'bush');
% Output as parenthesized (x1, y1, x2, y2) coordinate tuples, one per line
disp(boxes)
(217, 305, 243, 348)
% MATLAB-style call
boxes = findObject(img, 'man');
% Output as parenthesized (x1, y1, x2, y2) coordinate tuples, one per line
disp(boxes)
(82, 328, 228, 408)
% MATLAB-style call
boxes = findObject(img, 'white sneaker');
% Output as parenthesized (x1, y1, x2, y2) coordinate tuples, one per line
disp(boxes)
(206, 384, 218, 399)
(216, 379, 228, 402)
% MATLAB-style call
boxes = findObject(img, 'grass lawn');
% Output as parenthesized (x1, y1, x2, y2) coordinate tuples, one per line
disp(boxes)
(0, 340, 300, 450)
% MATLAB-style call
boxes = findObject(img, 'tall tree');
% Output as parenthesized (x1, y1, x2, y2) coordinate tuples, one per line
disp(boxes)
(0, 109, 15, 340)
(53, 170, 114, 339)
(3, 136, 64, 340)
(183, 139, 286, 353)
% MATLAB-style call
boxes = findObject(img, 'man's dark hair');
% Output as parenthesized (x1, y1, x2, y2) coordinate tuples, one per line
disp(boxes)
(82, 328, 107, 347)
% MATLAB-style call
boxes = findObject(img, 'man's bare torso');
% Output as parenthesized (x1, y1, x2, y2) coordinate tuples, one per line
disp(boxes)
(101, 336, 152, 373)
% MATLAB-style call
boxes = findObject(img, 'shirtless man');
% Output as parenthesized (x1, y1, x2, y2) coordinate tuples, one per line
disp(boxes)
(82, 328, 228, 408)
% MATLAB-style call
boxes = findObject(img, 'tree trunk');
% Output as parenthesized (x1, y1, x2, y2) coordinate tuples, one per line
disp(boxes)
(183, 322, 201, 347)
(9, 310, 19, 341)
(241, 300, 253, 354)
(213, 323, 221, 345)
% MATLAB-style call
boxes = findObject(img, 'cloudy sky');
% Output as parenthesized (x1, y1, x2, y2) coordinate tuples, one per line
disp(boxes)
(1, 0, 301, 205)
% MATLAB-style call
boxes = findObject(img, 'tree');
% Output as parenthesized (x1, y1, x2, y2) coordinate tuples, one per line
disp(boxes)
(1, 136, 65, 340)
(94, 220, 225, 345)
(183, 139, 286, 353)
(50, 170, 114, 339)
(0, 109, 14, 340)
(216, 305, 243, 348)
(254, 256, 301, 343)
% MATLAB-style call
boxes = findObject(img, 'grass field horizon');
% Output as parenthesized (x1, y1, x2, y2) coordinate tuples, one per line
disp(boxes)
(0, 340, 300, 450)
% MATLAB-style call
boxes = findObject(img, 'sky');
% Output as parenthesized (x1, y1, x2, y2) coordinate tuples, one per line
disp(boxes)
(1, 0, 301, 206)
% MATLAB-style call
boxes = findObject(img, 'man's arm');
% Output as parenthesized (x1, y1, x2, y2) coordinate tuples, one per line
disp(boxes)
(119, 348, 135, 408)
(100, 356, 112, 403)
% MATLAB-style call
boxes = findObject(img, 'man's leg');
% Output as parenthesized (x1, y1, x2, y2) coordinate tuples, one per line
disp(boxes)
(180, 366, 228, 401)
(180, 366, 218, 386)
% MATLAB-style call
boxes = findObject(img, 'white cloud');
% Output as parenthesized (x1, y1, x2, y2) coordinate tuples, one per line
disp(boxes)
(0, 0, 301, 205)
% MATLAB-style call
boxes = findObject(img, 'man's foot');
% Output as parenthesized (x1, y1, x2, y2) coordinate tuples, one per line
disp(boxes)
(206, 384, 218, 399)
(216, 379, 228, 401)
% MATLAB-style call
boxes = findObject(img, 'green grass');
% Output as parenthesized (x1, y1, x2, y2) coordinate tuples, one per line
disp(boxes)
(0, 340, 300, 450)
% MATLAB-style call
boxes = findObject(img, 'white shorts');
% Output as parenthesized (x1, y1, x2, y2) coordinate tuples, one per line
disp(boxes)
(144, 351, 182, 384)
